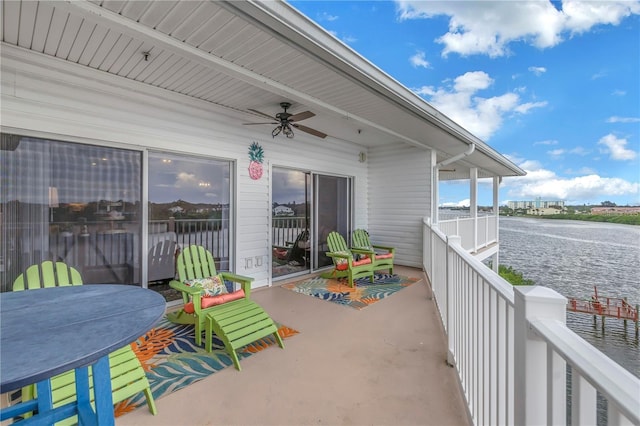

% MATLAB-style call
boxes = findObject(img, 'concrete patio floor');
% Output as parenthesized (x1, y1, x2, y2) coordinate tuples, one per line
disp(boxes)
(118, 266, 470, 426)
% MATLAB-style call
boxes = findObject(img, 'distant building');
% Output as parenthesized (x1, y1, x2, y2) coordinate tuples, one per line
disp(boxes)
(168, 206, 184, 214)
(527, 207, 565, 216)
(590, 206, 640, 215)
(508, 199, 565, 210)
(273, 205, 294, 216)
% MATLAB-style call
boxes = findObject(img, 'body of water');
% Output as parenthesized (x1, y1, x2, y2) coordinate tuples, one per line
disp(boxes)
(499, 217, 640, 379)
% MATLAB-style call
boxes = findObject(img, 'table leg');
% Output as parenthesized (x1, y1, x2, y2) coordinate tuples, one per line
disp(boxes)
(75, 366, 95, 425)
(35, 380, 53, 416)
(90, 356, 114, 426)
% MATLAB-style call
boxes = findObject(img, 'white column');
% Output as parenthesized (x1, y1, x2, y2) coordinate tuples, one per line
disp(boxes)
(470, 167, 478, 251)
(493, 176, 500, 271)
(513, 286, 567, 426)
(432, 150, 439, 225)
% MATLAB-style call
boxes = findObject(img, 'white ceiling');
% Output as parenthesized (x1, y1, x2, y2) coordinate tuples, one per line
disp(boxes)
(1, 0, 525, 179)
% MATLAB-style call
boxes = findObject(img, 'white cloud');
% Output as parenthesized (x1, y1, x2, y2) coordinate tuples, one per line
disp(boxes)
(410, 51, 430, 68)
(607, 116, 640, 123)
(546, 146, 590, 159)
(534, 139, 558, 146)
(611, 90, 626, 96)
(502, 159, 639, 204)
(569, 146, 590, 156)
(565, 167, 597, 175)
(440, 198, 470, 208)
(528, 66, 547, 76)
(413, 71, 546, 140)
(514, 101, 548, 114)
(598, 133, 638, 160)
(342, 35, 357, 44)
(395, 0, 640, 57)
(318, 12, 339, 22)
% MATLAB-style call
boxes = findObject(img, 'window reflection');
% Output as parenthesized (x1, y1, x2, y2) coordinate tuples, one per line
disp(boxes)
(147, 152, 231, 301)
(0, 134, 141, 291)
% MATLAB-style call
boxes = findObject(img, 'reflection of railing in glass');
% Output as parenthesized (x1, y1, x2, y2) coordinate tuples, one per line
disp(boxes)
(272, 216, 307, 247)
(149, 218, 229, 271)
(28, 225, 134, 286)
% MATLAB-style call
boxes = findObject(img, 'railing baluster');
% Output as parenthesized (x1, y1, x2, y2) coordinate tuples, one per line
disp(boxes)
(571, 372, 597, 426)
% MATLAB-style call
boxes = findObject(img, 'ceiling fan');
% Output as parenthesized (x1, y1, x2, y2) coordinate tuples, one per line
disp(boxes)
(243, 102, 327, 139)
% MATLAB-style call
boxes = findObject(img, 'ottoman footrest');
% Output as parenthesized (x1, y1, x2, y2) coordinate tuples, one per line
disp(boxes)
(204, 299, 284, 371)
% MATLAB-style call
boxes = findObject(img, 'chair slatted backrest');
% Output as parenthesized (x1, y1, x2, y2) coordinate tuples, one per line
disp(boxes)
(176, 245, 218, 281)
(352, 229, 372, 250)
(13, 261, 83, 291)
(326, 231, 349, 254)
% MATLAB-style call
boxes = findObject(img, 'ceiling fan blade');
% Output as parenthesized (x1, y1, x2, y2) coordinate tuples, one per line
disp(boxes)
(242, 121, 278, 125)
(292, 123, 327, 139)
(288, 111, 315, 122)
(247, 108, 276, 120)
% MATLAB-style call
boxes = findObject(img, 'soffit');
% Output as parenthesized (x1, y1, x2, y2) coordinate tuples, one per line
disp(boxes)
(0, 0, 524, 178)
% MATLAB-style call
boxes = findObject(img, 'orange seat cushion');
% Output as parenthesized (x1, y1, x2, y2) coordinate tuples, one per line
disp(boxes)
(335, 256, 371, 271)
(375, 253, 393, 260)
(184, 289, 246, 314)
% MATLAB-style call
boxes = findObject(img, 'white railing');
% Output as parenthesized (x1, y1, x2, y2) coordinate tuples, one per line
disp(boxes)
(438, 214, 498, 252)
(423, 217, 640, 425)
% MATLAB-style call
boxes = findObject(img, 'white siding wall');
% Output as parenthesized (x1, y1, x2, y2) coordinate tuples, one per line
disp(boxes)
(367, 144, 431, 268)
(1, 47, 368, 288)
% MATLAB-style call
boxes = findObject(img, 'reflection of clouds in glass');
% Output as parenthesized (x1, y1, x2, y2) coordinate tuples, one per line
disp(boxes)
(176, 172, 198, 187)
(149, 153, 230, 204)
(273, 169, 308, 204)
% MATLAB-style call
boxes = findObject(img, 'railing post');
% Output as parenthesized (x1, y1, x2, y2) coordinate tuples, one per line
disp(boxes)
(514, 286, 567, 426)
(446, 235, 461, 366)
(425, 218, 434, 283)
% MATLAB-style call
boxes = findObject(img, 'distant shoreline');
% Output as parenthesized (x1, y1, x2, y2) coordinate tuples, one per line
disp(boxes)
(501, 213, 640, 226)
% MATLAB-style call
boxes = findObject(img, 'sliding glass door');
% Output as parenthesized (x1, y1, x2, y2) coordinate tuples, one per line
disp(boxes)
(271, 168, 352, 279)
(271, 168, 310, 278)
(314, 174, 351, 268)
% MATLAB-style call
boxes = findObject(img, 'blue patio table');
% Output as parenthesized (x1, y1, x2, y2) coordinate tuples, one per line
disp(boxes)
(0, 284, 165, 425)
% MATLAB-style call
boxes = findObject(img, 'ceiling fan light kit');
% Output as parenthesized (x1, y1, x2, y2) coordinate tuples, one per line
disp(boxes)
(244, 102, 327, 139)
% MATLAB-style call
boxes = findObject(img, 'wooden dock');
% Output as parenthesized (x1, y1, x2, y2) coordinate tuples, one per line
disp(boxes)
(567, 287, 638, 336)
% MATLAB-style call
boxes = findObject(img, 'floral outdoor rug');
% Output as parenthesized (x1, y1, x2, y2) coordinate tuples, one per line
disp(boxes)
(281, 273, 420, 310)
(115, 316, 298, 417)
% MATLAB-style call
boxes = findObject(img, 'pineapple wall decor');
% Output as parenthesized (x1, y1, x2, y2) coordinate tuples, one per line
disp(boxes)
(248, 142, 264, 180)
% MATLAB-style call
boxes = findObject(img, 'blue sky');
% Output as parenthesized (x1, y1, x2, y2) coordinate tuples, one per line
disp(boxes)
(289, 1, 640, 207)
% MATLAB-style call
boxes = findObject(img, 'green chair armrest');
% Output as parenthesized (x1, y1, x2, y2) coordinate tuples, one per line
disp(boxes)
(169, 280, 201, 294)
(169, 280, 200, 305)
(371, 244, 395, 254)
(326, 252, 353, 260)
(350, 248, 375, 258)
(220, 272, 254, 298)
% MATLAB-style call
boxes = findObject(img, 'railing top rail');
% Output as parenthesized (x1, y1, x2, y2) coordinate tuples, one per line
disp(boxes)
(438, 214, 497, 224)
(531, 318, 640, 424)
(424, 216, 514, 305)
(423, 217, 448, 241)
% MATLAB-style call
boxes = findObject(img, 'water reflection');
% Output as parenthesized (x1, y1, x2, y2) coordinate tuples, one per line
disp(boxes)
(500, 217, 639, 425)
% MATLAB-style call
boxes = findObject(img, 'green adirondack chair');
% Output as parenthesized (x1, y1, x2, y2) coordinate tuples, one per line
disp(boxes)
(352, 229, 395, 275)
(322, 231, 375, 287)
(167, 245, 283, 370)
(13, 261, 157, 424)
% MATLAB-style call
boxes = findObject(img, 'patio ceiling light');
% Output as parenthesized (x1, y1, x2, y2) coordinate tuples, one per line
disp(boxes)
(272, 123, 294, 138)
